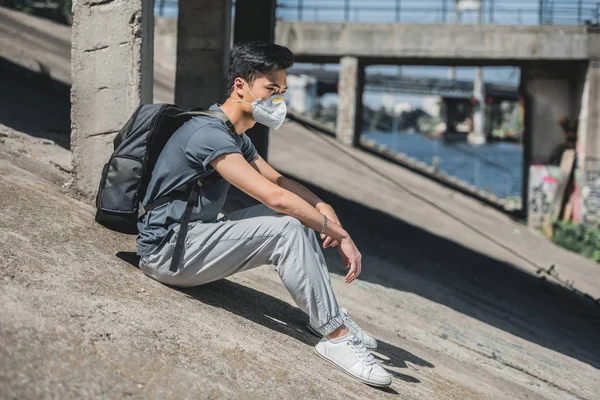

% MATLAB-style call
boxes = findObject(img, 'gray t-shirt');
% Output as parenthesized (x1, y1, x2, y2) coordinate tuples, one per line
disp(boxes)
(136, 104, 258, 256)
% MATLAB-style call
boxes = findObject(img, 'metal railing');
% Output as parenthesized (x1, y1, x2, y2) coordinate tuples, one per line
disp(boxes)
(6, 0, 600, 26)
(276, 0, 600, 25)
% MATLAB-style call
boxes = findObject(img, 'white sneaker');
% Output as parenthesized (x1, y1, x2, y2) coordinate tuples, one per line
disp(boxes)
(339, 308, 378, 350)
(307, 308, 378, 350)
(315, 333, 392, 387)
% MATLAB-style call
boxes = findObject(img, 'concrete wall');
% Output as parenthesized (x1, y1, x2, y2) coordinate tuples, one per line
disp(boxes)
(524, 78, 572, 164)
(276, 22, 598, 64)
(71, 0, 154, 198)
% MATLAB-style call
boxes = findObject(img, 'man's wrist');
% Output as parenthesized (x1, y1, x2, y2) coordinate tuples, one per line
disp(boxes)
(320, 214, 328, 235)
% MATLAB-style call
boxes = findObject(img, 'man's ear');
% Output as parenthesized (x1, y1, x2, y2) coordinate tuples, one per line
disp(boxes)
(233, 77, 245, 99)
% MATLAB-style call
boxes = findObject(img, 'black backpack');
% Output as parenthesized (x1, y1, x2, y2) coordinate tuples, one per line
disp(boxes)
(95, 103, 236, 271)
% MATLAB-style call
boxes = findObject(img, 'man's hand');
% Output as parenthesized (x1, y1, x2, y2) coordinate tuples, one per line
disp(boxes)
(316, 202, 341, 248)
(338, 237, 362, 283)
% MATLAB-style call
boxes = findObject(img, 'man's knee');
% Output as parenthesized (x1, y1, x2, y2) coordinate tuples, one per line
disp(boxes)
(279, 215, 304, 234)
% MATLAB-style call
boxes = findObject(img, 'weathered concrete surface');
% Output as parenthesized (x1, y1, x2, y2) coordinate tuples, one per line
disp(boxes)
(70, 0, 154, 198)
(276, 22, 600, 64)
(578, 60, 600, 225)
(2, 116, 600, 399)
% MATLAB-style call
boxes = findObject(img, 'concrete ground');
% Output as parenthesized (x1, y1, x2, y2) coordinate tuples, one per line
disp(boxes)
(1, 5, 600, 400)
(2, 105, 600, 399)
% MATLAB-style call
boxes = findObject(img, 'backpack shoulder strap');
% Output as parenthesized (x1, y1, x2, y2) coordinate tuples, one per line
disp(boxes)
(177, 109, 237, 137)
(169, 183, 201, 272)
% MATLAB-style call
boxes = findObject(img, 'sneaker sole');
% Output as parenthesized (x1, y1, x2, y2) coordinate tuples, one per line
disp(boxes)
(307, 324, 378, 350)
(313, 348, 392, 387)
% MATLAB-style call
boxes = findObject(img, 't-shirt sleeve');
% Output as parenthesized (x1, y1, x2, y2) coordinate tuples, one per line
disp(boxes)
(186, 122, 242, 169)
(240, 133, 259, 163)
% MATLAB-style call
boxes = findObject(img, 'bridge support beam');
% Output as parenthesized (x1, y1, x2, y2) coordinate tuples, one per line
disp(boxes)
(175, 0, 232, 109)
(71, 0, 154, 198)
(233, 0, 277, 160)
(577, 60, 600, 226)
(468, 67, 487, 145)
(336, 56, 365, 146)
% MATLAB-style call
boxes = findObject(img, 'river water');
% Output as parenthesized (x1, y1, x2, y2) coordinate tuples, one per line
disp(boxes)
(362, 131, 523, 199)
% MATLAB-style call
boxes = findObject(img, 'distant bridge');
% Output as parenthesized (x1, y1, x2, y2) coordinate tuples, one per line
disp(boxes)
(288, 67, 519, 99)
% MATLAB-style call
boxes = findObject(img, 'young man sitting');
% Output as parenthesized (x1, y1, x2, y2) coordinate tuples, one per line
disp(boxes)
(137, 41, 392, 387)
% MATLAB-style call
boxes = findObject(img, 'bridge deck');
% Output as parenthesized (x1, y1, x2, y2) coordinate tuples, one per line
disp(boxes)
(277, 21, 599, 65)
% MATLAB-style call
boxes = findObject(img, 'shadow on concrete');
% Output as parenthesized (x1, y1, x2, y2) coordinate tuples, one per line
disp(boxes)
(0, 57, 71, 149)
(179, 279, 422, 389)
(116, 249, 427, 388)
(116, 251, 141, 268)
(279, 172, 600, 371)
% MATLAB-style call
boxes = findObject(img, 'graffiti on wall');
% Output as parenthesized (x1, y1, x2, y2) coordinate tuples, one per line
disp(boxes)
(580, 161, 600, 226)
(528, 165, 564, 229)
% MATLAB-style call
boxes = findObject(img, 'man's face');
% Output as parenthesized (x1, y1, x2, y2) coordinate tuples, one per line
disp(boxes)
(243, 69, 288, 102)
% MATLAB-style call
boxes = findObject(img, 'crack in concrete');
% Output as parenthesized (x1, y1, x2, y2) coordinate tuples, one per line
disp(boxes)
(446, 338, 588, 400)
(83, 45, 109, 53)
(88, 0, 116, 7)
(88, 130, 118, 138)
(129, 11, 142, 39)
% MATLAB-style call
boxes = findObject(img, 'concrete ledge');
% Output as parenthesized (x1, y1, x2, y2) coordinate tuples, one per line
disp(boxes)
(276, 21, 598, 64)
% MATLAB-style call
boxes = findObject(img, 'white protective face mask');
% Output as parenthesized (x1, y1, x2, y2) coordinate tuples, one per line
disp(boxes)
(231, 82, 287, 130)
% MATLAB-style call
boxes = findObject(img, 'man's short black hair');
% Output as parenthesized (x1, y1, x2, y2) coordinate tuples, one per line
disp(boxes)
(226, 41, 294, 95)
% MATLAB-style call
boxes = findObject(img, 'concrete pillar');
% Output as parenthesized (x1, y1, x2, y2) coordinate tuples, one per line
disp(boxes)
(336, 56, 365, 146)
(233, 0, 277, 160)
(523, 71, 574, 165)
(577, 60, 600, 225)
(175, 0, 232, 109)
(468, 66, 487, 145)
(448, 67, 456, 81)
(71, 0, 154, 198)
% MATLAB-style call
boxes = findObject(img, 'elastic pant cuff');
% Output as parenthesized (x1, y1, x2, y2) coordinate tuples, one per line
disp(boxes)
(315, 314, 345, 336)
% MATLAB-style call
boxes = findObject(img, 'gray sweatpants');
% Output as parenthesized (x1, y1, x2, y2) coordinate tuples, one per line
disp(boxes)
(139, 204, 344, 336)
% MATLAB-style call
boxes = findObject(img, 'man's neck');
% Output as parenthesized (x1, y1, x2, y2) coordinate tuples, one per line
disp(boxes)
(219, 99, 255, 135)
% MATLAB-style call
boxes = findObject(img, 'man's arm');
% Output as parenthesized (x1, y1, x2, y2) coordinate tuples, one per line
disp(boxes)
(249, 156, 320, 205)
(211, 153, 362, 283)
(250, 155, 342, 247)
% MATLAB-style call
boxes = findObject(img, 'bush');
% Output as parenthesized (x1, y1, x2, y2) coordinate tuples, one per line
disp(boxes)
(552, 220, 600, 263)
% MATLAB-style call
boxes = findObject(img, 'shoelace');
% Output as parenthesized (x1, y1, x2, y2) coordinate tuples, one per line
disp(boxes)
(348, 336, 377, 366)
